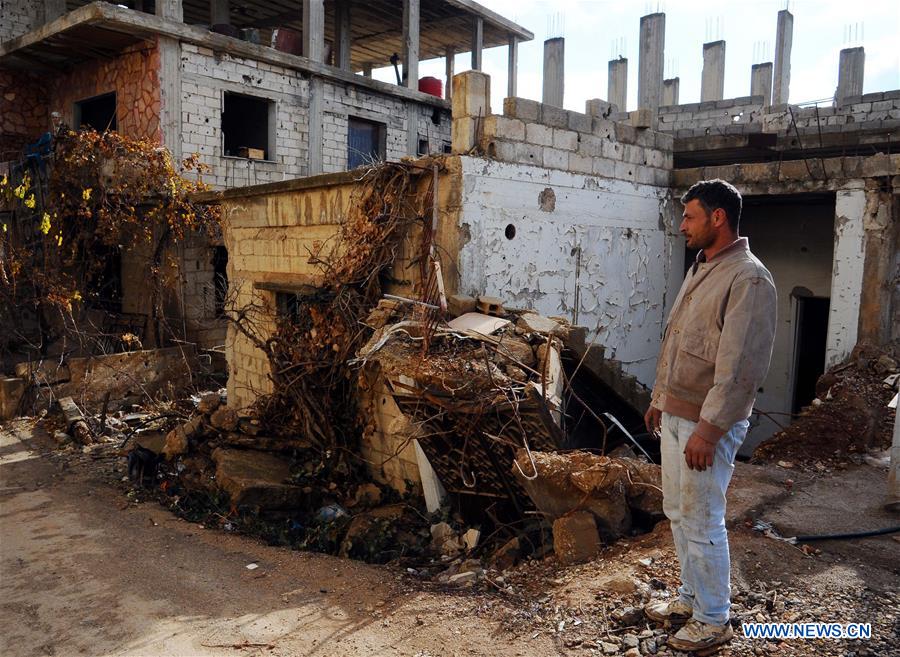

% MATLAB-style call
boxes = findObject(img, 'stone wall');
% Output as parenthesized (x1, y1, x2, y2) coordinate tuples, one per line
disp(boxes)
(0, 0, 42, 44)
(0, 70, 48, 156)
(50, 40, 162, 140)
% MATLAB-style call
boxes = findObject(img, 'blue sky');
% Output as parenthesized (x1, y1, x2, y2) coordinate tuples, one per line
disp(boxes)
(374, 0, 900, 112)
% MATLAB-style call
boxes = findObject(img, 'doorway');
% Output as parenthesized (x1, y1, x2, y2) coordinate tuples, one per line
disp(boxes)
(791, 295, 830, 413)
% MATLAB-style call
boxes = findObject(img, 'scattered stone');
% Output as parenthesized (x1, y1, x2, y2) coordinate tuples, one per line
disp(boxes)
(623, 633, 640, 649)
(613, 606, 643, 625)
(211, 447, 305, 510)
(353, 482, 383, 507)
(448, 571, 477, 585)
(603, 574, 638, 594)
(600, 641, 619, 654)
(53, 431, 72, 446)
(624, 648, 641, 657)
(489, 536, 520, 571)
(552, 511, 601, 565)
(463, 528, 481, 550)
(197, 392, 222, 414)
(447, 294, 477, 318)
(430, 522, 463, 557)
(209, 406, 240, 431)
(518, 312, 563, 336)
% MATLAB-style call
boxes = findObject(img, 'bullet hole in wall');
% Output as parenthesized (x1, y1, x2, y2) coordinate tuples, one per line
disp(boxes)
(505, 224, 516, 240)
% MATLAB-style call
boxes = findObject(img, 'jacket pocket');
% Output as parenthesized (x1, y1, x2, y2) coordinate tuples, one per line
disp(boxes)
(671, 330, 717, 393)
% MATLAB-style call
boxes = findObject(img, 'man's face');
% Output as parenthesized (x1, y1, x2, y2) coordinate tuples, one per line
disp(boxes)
(680, 199, 717, 250)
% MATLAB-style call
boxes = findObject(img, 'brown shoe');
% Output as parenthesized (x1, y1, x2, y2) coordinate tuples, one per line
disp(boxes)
(667, 618, 734, 652)
(644, 598, 693, 625)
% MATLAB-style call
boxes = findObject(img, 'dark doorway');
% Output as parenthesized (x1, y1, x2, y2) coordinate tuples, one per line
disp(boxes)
(792, 295, 830, 413)
(75, 92, 117, 132)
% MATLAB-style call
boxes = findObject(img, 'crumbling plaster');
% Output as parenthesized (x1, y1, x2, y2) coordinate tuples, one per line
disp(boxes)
(827, 188, 866, 367)
(456, 157, 680, 386)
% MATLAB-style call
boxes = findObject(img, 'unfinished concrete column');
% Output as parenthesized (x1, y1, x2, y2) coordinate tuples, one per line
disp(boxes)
(308, 78, 324, 174)
(334, 0, 352, 71)
(507, 36, 518, 98)
(888, 402, 900, 512)
(662, 77, 679, 106)
(471, 17, 483, 70)
(210, 0, 229, 25)
(825, 188, 866, 367)
(402, 0, 420, 88)
(836, 47, 865, 107)
(542, 37, 564, 108)
(773, 9, 793, 105)
(701, 40, 726, 102)
(43, 0, 65, 22)
(158, 37, 182, 162)
(638, 13, 665, 112)
(302, 0, 325, 62)
(445, 46, 455, 101)
(608, 57, 627, 111)
(451, 71, 490, 154)
(156, 0, 183, 22)
(751, 62, 773, 106)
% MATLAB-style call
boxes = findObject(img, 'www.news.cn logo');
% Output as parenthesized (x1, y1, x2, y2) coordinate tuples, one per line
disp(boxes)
(742, 622, 872, 640)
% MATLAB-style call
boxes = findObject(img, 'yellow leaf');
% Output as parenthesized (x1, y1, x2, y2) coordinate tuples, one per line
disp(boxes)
(40, 213, 51, 234)
(82, 187, 92, 201)
(24, 194, 36, 209)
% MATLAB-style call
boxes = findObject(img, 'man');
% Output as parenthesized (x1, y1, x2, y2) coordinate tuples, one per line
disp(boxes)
(643, 179, 776, 652)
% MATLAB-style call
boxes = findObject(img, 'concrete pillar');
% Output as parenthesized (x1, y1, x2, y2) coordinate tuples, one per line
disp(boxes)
(308, 78, 323, 174)
(471, 17, 483, 71)
(507, 36, 518, 98)
(542, 37, 564, 108)
(608, 57, 627, 112)
(751, 62, 773, 106)
(888, 400, 900, 512)
(302, 0, 325, 62)
(43, 0, 65, 22)
(836, 47, 865, 106)
(156, 0, 183, 22)
(638, 12, 665, 112)
(210, 0, 229, 25)
(445, 46, 455, 101)
(451, 71, 490, 154)
(363, 64, 372, 78)
(158, 38, 182, 161)
(662, 77, 679, 106)
(773, 9, 793, 105)
(407, 104, 419, 156)
(334, 0, 351, 71)
(825, 189, 866, 367)
(701, 40, 725, 102)
(402, 0, 419, 89)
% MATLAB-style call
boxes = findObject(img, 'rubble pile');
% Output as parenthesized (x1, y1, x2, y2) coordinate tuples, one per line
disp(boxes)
(755, 343, 898, 467)
(357, 302, 573, 517)
(512, 449, 664, 563)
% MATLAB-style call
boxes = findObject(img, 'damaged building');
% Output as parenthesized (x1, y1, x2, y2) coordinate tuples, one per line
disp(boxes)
(1, 2, 898, 558)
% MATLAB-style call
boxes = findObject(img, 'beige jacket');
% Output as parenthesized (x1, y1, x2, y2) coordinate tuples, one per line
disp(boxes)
(651, 238, 777, 443)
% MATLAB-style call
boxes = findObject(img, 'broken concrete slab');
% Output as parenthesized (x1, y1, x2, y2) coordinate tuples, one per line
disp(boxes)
(162, 414, 206, 459)
(211, 447, 305, 511)
(553, 511, 601, 565)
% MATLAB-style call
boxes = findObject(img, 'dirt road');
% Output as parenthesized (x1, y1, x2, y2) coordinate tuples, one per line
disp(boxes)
(0, 423, 552, 657)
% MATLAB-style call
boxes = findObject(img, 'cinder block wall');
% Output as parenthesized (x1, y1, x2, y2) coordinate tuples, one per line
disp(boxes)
(0, 0, 42, 44)
(179, 44, 451, 188)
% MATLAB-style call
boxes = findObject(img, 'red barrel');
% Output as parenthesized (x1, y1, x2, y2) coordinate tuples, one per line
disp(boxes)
(418, 76, 443, 98)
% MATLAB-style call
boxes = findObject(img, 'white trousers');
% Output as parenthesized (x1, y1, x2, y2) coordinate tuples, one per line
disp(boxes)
(660, 411, 748, 625)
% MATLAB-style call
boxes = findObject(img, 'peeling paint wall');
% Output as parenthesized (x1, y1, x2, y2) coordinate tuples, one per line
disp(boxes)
(456, 157, 679, 387)
(827, 188, 867, 366)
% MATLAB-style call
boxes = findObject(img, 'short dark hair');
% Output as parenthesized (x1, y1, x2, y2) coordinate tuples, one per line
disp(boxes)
(681, 179, 742, 231)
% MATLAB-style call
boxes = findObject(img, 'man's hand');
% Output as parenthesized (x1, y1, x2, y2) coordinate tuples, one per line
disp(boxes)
(644, 406, 662, 437)
(683, 433, 716, 471)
